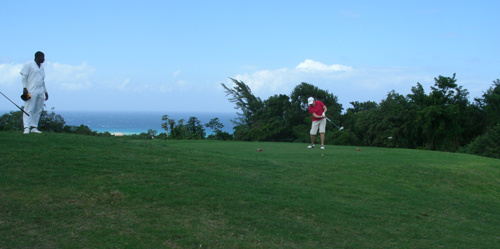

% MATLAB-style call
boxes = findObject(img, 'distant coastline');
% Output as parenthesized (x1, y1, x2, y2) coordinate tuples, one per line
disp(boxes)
(1, 110, 238, 135)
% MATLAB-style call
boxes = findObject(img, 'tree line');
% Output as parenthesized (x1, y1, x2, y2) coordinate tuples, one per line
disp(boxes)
(0, 106, 114, 137)
(0, 107, 233, 140)
(221, 75, 500, 158)
(157, 115, 232, 140)
(1, 74, 498, 158)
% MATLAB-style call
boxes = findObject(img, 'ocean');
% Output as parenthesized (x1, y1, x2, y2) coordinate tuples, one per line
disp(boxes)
(1, 110, 238, 135)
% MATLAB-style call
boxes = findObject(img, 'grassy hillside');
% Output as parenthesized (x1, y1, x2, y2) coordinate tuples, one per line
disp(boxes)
(1, 132, 499, 248)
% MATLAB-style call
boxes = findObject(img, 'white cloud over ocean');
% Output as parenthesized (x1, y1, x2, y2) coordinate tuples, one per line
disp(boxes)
(45, 62, 96, 90)
(0, 63, 23, 86)
(0, 61, 97, 91)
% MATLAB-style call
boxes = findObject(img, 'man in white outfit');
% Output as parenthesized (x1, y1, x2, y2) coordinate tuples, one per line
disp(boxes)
(20, 51, 49, 134)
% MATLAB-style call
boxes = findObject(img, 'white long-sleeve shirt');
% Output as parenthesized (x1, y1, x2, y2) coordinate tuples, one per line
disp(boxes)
(20, 61, 47, 95)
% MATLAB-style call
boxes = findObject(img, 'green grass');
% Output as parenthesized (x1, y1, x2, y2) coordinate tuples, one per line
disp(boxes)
(1, 132, 499, 248)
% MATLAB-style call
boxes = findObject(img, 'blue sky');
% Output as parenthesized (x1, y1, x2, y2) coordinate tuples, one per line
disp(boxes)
(1, 0, 499, 113)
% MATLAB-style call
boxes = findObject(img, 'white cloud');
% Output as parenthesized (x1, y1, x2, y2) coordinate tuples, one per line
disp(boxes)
(0, 61, 138, 92)
(45, 61, 96, 90)
(296, 59, 353, 72)
(0, 63, 23, 86)
(0, 61, 97, 91)
(229, 59, 438, 110)
(232, 68, 293, 93)
(231, 59, 355, 94)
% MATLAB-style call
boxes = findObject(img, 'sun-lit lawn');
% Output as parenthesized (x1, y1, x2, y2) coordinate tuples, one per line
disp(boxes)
(1, 132, 499, 248)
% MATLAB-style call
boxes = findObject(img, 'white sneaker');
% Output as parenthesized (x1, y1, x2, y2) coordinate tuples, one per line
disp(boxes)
(307, 145, 315, 148)
(24, 127, 30, 134)
(31, 128, 42, 133)
(321, 146, 325, 149)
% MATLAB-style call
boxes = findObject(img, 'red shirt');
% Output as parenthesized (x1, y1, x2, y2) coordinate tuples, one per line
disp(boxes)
(308, 100, 325, 121)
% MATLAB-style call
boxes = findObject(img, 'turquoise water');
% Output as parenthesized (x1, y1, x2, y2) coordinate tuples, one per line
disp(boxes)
(58, 111, 238, 135)
(1, 109, 238, 135)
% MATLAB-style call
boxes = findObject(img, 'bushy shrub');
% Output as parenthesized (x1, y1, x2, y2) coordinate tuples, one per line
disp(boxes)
(95, 131, 113, 137)
(292, 124, 310, 143)
(207, 130, 233, 140)
(39, 108, 65, 132)
(461, 123, 500, 159)
(63, 124, 97, 136)
(333, 129, 360, 146)
(157, 132, 169, 140)
(0, 107, 66, 133)
(0, 111, 23, 131)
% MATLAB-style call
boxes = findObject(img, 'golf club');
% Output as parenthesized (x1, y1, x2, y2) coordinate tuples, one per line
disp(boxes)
(0, 91, 29, 116)
(325, 117, 343, 130)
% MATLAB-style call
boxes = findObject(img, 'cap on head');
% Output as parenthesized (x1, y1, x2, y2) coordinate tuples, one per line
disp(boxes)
(308, 97, 315, 105)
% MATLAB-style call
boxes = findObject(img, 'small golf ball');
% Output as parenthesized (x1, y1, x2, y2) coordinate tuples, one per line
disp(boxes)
(321, 154, 323, 156)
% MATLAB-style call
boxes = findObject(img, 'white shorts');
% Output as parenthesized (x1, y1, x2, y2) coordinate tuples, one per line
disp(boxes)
(310, 118, 326, 135)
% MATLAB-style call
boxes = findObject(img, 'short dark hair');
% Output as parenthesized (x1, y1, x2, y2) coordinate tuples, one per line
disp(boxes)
(34, 51, 44, 59)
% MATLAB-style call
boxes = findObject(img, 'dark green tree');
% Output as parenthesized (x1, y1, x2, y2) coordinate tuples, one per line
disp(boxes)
(205, 117, 224, 131)
(347, 101, 379, 113)
(68, 124, 95, 135)
(247, 94, 292, 141)
(411, 74, 470, 151)
(0, 106, 66, 133)
(462, 123, 500, 159)
(477, 79, 500, 128)
(186, 117, 205, 139)
(161, 115, 169, 136)
(147, 129, 158, 138)
(221, 78, 264, 140)
(367, 91, 413, 148)
(0, 110, 23, 131)
(341, 100, 379, 146)
(406, 82, 428, 148)
(176, 119, 189, 139)
(168, 119, 176, 138)
(39, 107, 66, 132)
(221, 78, 264, 128)
(205, 117, 224, 139)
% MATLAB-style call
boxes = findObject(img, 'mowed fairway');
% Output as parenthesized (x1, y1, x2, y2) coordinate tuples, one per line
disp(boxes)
(1, 132, 499, 248)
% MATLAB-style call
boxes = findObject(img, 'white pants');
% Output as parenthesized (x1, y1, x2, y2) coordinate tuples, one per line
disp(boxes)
(23, 93, 45, 128)
(310, 118, 326, 134)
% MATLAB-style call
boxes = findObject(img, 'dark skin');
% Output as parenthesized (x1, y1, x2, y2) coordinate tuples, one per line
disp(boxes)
(23, 54, 49, 101)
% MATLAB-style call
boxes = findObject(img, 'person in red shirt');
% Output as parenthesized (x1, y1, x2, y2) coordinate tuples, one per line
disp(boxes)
(308, 97, 327, 149)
